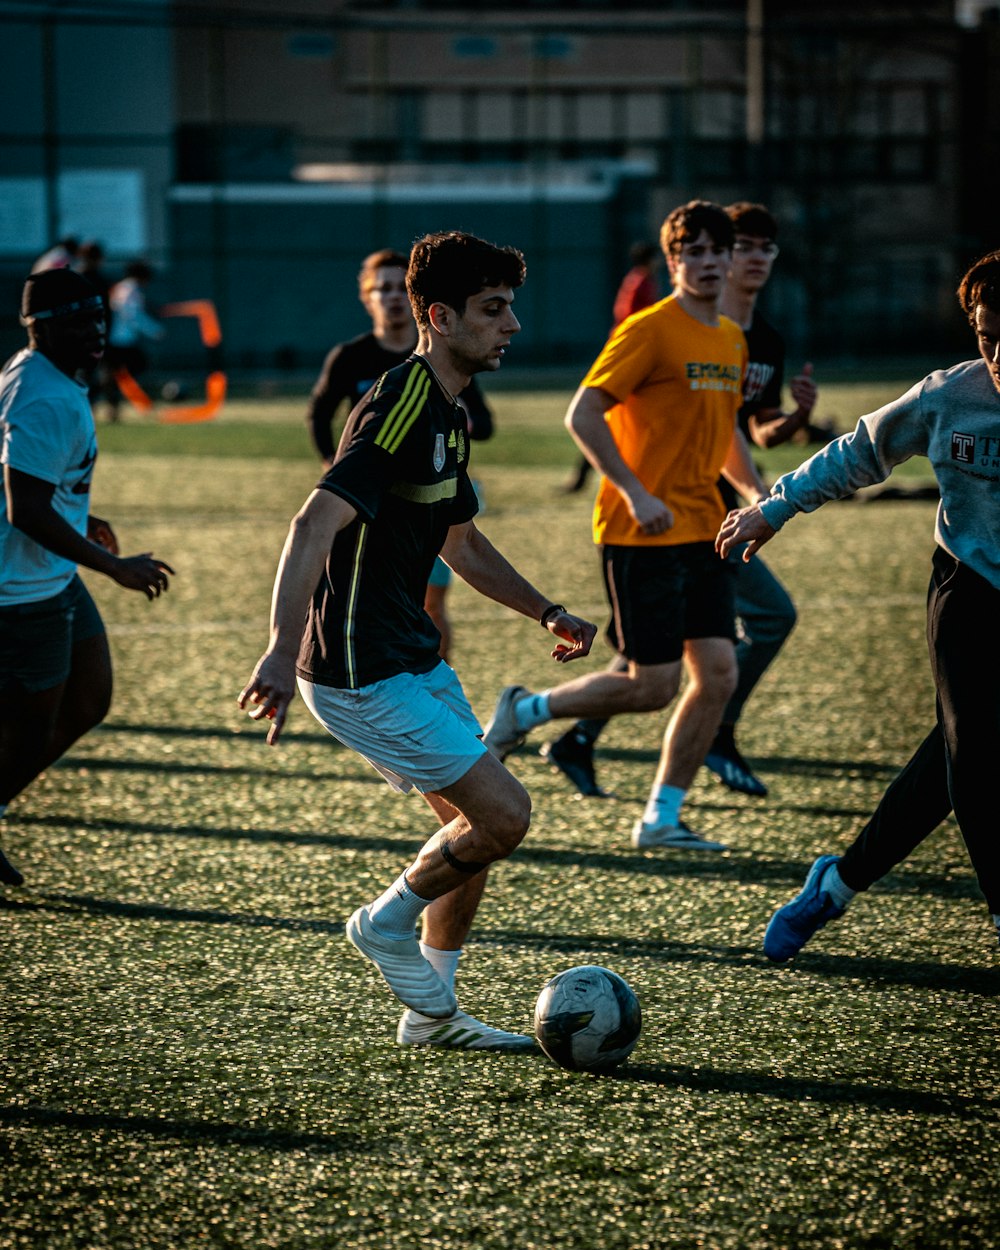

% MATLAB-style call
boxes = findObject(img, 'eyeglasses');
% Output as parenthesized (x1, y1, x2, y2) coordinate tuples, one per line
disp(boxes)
(733, 240, 780, 258)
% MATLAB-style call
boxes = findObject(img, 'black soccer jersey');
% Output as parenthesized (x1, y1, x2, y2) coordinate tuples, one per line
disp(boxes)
(719, 310, 786, 512)
(297, 356, 479, 689)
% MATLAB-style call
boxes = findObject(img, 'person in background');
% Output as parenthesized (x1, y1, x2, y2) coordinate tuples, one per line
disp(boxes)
(103, 260, 164, 423)
(700, 202, 819, 796)
(31, 236, 79, 275)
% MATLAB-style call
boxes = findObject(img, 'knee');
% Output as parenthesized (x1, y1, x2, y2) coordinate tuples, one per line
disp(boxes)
(479, 780, 532, 859)
(695, 653, 738, 703)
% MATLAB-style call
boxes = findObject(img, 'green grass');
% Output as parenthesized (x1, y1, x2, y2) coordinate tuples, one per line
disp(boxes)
(2, 381, 995, 1250)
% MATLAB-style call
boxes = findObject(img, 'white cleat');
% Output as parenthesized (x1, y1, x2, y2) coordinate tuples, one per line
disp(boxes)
(482, 684, 530, 761)
(397, 1007, 537, 1052)
(631, 819, 727, 852)
(346, 905, 457, 1019)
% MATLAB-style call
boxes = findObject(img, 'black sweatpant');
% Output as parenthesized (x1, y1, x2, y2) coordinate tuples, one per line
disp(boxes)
(838, 547, 1000, 914)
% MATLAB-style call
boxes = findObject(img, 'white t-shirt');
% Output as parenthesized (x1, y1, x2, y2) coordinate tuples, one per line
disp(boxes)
(0, 348, 97, 605)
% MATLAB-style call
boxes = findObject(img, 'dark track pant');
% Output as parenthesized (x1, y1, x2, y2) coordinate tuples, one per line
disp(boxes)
(838, 548, 1000, 914)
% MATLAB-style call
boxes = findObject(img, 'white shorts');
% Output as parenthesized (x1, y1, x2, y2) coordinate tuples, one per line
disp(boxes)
(297, 661, 486, 795)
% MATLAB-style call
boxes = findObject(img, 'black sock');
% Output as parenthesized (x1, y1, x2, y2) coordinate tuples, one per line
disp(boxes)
(573, 718, 609, 747)
(711, 723, 736, 753)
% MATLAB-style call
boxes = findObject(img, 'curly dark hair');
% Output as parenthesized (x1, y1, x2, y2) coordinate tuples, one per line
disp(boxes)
(660, 200, 734, 257)
(957, 251, 1000, 324)
(725, 202, 778, 241)
(406, 231, 526, 329)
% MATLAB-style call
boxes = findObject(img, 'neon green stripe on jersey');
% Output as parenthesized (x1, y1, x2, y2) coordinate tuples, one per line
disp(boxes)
(375, 367, 430, 454)
(343, 521, 369, 688)
(382, 373, 431, 455)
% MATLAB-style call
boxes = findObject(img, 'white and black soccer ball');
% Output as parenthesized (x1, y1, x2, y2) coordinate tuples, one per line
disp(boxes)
(534, 965, 641, 1073)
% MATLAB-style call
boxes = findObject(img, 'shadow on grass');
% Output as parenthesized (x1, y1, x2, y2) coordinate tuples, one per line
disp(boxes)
(582, 746, 905, 781)
(56, 754, 368, 784)
(99, 720, 339, 746)
(11, 812, 980, 903)
(0, 1103, 372, 1156)
(4, 892, 993, 997)
(609, 1062, 996, 1118)
(475, 927, 999, 997)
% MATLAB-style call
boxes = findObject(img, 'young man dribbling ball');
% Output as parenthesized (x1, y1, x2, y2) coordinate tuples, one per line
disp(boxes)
(239, 231, 596, 1049)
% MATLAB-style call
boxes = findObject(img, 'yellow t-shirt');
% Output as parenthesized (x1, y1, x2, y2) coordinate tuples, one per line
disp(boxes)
(583, 295, 746, 547)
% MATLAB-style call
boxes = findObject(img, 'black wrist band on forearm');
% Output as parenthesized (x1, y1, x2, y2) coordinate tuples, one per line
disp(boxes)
(540, 603, 566, 628)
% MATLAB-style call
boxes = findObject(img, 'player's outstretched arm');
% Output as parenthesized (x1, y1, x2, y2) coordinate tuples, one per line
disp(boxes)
(238, 488, 357, 744)
(441, 520, 597, 662)
(715, 504, 776, 562)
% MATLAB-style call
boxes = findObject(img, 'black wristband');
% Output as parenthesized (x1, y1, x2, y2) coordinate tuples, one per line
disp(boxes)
(539, 603, 566, 629)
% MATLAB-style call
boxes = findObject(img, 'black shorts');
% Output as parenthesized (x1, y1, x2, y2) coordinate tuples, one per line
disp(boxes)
(0, 575, 105, 695)
(601, 542, 736, 666)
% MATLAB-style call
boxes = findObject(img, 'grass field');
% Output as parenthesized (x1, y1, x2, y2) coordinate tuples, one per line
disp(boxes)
(2, 379, 996, 1250)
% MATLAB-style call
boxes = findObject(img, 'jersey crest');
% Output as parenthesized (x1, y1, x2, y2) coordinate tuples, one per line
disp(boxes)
(433, 432, 446, 472)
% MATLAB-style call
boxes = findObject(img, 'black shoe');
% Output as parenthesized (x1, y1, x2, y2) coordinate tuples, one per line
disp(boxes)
(704, 734, 768, 797)
(0, 845, 24, 887)
(541, 731, 610, 798)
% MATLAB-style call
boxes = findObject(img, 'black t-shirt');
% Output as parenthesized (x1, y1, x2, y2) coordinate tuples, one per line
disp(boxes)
(307, 331, 492, 462)
(297, 356, 480, 689)
(719, 310, 786, 512)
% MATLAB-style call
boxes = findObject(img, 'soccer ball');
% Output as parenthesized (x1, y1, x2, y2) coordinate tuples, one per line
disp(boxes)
(534, 965, 641, 1073)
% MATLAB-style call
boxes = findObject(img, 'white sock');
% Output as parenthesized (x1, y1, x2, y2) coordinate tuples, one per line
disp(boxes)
(643, 783, 685, 829)
(822, 862, 856, 908)
(419, 943, 461, 993)
(514, 691, 552, 732)
(368, 873, 431, 939)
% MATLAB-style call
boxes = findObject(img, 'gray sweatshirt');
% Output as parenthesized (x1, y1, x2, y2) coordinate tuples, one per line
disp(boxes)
(759, 359, 1000, 589)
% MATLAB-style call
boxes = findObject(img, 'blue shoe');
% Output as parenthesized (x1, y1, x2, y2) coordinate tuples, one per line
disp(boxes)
(763, 855, 845, 963)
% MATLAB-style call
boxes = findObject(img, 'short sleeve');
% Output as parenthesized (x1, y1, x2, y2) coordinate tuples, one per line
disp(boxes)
(582, 315, 659, 402)
(1, 397, 73, 486)
(317, 402, 400, 521)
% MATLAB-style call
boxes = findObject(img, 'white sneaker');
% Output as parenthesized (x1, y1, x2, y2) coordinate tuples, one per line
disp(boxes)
(483, 684, 530, 761)
(631, 819, 727, 852)
(397, 1007, 536, 1052)
(346, 905, 457, 1018)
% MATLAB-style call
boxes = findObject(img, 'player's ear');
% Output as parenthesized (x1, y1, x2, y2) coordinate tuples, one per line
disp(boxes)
(428, 302, 453, 336)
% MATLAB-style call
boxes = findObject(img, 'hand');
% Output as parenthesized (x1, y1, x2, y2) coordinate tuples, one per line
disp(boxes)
(715, 504, 776, 562)
(112, 554, 174, 598)
(545, 612, 598, 663)
(237, 651, 297, 745)
(87, 514, 119, 555)
(790, 362, 817, 418)
(626, 489, 674, 537)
